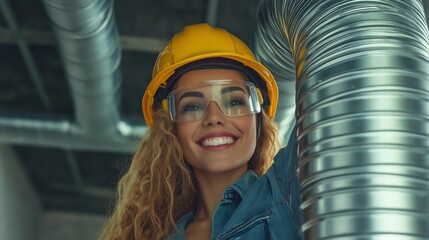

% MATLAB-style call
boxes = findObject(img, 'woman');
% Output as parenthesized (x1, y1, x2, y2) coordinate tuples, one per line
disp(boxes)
(98, 23, 301, 240)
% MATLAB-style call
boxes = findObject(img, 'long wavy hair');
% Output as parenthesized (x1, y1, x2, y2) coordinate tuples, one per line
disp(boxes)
(97, 109, 279, 240)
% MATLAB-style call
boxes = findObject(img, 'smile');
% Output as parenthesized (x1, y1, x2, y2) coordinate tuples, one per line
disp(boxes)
(200, 136, 236, 147)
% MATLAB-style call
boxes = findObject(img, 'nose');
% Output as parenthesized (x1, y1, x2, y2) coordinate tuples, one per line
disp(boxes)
(202, 101, 226, 126)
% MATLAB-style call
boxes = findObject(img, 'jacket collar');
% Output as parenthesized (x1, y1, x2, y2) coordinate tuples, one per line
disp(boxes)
(222, 170, 258, 201)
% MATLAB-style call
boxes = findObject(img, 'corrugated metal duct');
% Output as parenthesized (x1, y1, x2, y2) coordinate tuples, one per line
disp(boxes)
(255, 0, 429, 239)
(43, 0, 121, 135)
(0, 0, 145, 152)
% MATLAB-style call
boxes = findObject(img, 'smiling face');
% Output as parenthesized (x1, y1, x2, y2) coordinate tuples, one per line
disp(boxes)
(174, 69, 258, 176)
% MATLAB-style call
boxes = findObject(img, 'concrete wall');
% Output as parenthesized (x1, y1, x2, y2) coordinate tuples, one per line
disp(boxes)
(0, 145, 42, 240)
(0, 145, 107, 240)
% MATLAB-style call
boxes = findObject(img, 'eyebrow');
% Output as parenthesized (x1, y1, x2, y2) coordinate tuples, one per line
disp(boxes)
(221, 86, 246, 94)
(179, 91, 204, 101)
(178, 86, 247, 101)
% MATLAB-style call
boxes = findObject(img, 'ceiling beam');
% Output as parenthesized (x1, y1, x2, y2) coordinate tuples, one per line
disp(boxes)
(0, 28, 167, 53)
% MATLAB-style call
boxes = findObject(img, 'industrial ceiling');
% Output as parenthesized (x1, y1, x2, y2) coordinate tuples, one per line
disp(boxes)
(0, 0, 428, 218)
(0, 0, 263, 215)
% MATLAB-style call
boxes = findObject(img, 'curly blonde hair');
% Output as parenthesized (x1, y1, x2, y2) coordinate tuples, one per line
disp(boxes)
(97, 109, 279, 240)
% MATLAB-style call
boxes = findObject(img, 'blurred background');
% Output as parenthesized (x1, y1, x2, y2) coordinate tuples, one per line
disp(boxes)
(0, 0, 428, 239)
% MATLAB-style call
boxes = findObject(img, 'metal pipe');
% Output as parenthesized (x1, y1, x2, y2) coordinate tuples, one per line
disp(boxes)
(0, 0, 146, 153)
(255, 0, 429, 239)
(206, 0, 219, 26)
(254, 0, 296, 145)
(42, 0, 121, 135)
(0, 0, 52, 110)
(0, 112, 144, 153)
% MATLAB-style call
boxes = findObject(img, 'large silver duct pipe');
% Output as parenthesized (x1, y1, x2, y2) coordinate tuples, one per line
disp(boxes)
(255, 0, 429, 239)
(254, 0, 296, 145)
(42, 0, 121, 135)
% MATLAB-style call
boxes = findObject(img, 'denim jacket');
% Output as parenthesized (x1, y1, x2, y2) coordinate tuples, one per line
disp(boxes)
(167, 128, 301, 240)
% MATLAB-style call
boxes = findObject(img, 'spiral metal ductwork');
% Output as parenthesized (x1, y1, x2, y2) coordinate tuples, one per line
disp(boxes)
(255, 0, 429, 239)
(0, 0, 146, 152)
(43, 0, 121, 135)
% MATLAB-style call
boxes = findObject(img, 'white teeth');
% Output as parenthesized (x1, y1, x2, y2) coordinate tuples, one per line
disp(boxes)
(201, 137, 235, 147)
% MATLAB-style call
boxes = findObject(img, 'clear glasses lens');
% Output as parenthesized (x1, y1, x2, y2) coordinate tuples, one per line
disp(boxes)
(167, 80, 261, 122)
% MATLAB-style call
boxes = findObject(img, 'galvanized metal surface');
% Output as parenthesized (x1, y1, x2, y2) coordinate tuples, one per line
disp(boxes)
(255, 0, 429, 239)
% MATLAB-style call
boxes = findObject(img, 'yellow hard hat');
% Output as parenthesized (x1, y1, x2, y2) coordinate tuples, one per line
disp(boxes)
(142, 23, 278, 127)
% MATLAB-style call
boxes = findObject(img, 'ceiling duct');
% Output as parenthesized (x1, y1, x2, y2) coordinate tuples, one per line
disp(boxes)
(255, 0, 429, 238)
(43, 0, 123, 136)
(0, 0, 145, 152)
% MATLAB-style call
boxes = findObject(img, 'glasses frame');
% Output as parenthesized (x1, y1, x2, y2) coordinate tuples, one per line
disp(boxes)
(162, 80, 264, 123)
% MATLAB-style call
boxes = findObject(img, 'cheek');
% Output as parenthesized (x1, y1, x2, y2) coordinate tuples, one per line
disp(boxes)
(175, 124, 198, 166)
(249, 122, 258, 147)
(242, 116, 258, 138)
(249, 118, 259, 148)
(176, 128, 188, 147)
(175, 123, 195, 149)
(234, 116, 258, 150)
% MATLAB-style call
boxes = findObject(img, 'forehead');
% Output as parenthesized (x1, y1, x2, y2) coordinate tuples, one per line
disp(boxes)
(176, 69, 247, 88)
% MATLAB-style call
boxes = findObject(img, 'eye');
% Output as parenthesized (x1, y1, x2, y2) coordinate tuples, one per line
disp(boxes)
(225, 98, 246, 107)
(181, 104, 204, 113)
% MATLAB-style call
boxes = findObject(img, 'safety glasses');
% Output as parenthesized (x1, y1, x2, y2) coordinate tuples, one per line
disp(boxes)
(163, 80, 263, 123)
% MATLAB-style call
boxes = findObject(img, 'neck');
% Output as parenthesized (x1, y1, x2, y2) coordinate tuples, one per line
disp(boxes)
(193, 166, 247, 221)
